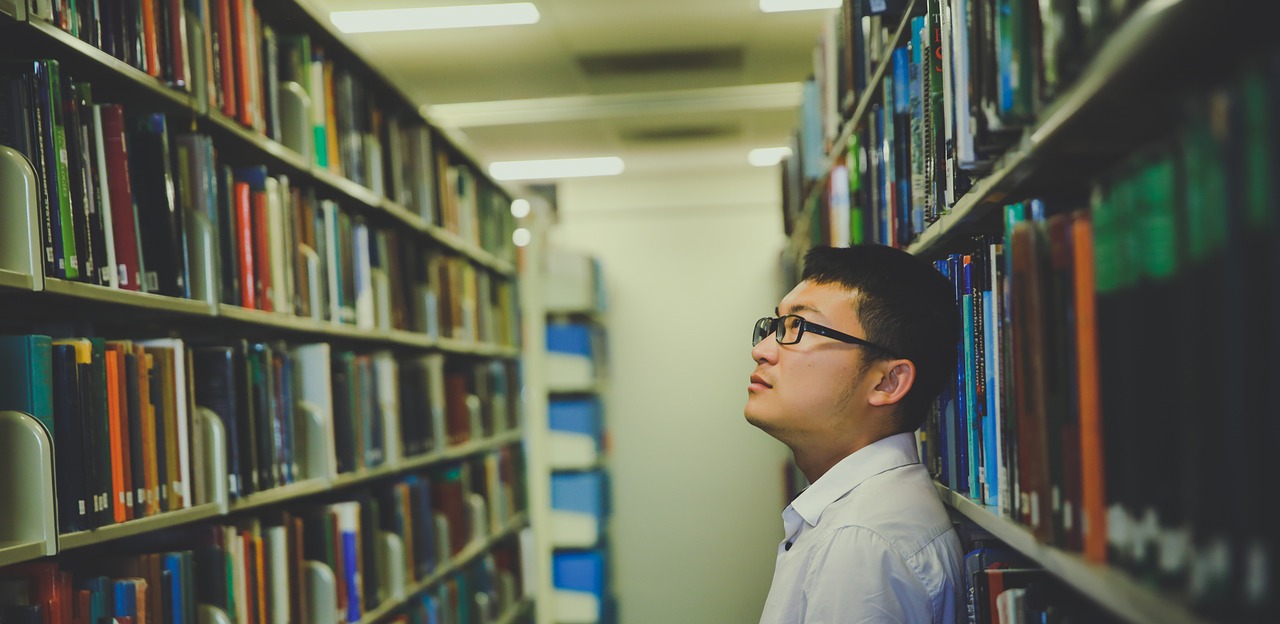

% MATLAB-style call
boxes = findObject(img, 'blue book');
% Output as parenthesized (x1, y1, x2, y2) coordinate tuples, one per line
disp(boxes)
(983, 266, 1001, 510)
(949, 254, 969, 495)
(112, 578, 139, 621)
(80, 576, 114, 624)
(0, 334, 54, 437)
(963, 257, 982, 500)
(962, 542, 1027, 624)
(163, 552, 186, 624)
(932, 261, 952, 486)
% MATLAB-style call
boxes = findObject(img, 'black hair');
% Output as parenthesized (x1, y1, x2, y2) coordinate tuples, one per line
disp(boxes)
(801, 244, 959, 431)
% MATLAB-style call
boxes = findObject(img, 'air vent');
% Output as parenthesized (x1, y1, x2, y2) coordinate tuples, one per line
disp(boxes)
(578, 47, 744, 77)
(619, 123, 740, 143)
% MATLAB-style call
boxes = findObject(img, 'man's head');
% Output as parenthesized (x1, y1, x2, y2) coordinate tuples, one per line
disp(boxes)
(745, 244, 959, 457)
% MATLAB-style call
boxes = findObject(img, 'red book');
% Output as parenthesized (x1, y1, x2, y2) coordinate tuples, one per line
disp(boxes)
(1009, 221, 1055, 544)
(167, 0, 191, 89)
(229, 0, 253, 127)
(251, 187, 272, 312)
(234, 181, 256, 308)
(98, 104, 142, 291)
(215, 0, 236, 118)
(443, 368, 472, 445)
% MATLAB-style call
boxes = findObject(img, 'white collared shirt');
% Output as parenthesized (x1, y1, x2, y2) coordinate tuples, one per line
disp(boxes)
(759, 432, 964, 624)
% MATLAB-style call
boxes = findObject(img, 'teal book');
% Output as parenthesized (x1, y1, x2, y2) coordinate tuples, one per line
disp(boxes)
(0, 334, 55, 437)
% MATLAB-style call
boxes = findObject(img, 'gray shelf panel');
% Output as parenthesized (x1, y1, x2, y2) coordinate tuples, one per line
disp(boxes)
(323, 430, 523, 494)
(496, 598, 535, 624)
(329, 462, 402, 491)
(6, 16, 195, 111)
(200, 109, 315, 175)
(227, 478, 333, 515)
(0, 268, 34, 291)
(0, 540, 49, 568)
(937, 484, 1211, 624)
(41, 279, 216, 316)
(424, 223, 517, 277)
(436, 337, 521, 359)
(216, 304, 371, 339)
(396, 429, 525, 473)
(58, 502, 224, 551)
(357, 513, 530, 624)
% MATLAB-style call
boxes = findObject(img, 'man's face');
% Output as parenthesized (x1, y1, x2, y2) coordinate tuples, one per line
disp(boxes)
(745, 280, 873, 444)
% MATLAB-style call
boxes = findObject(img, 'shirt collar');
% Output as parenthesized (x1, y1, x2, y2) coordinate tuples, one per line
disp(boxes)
(789, 432, 921, 527)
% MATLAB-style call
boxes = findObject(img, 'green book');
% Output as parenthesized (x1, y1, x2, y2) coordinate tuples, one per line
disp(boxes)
(0, 334, 55, 437)
(46, 60, 78, 280)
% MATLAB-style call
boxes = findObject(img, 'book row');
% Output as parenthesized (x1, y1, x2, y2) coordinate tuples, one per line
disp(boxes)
(0, 334, 522, 535)
(18, 0, 516, 255)
(0, 61, 518, 344)
(788, 0, 1153, 245)
(0, 456, 526, 624)
(920, 56, 1280, 621)
(960, 533, 1120, 624)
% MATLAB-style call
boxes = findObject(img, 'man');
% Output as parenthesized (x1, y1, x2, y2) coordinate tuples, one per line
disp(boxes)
(746, 244, 964, 624)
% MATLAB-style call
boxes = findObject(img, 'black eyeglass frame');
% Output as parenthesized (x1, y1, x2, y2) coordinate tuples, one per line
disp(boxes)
(752, 314, 902, 358)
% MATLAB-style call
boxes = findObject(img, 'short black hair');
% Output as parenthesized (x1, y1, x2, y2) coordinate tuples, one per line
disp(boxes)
(801, 244, 959, 431)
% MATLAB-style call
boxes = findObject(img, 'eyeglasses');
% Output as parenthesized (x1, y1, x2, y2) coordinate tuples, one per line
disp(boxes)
(752, 314, 901, 357)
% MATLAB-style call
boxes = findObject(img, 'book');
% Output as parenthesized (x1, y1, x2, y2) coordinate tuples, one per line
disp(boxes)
(97, 103, 144, 291)
(128, 112, 185, 297)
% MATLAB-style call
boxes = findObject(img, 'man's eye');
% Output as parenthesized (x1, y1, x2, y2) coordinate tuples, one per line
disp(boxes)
(785, 317, 804, 331)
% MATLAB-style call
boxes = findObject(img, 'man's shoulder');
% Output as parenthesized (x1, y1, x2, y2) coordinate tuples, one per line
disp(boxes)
(822, 463, 953, 554)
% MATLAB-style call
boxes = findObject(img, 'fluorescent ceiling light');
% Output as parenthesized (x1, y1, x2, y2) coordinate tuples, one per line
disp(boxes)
(748, 147, 793, 167)
(759, 0, 840, 13)
(331, 3, 540, 33)
(489, 157, 625, 181)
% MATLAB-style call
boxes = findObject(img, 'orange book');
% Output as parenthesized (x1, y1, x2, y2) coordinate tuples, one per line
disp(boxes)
(324, 60, 340, 173)
(254, 532, 268, 624)
(135, 346, 160, 517)
(148, 346, 183, 510)
(140, 0, 161, 78)
(105, 349, 128, 524)
(1072, 211, 1106, 563)
(107, 342, 136, 521)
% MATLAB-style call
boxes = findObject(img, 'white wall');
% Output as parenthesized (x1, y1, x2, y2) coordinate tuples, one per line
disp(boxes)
(549, 166, 792, 624)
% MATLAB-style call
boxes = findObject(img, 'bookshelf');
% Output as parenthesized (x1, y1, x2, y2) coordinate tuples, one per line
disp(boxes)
(780, 0, 1260, 623)
(0, 1, 532, 622)
(541, 249, 613, 624)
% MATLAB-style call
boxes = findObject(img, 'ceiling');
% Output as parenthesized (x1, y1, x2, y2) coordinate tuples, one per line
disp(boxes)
(301, 0, 832, 177)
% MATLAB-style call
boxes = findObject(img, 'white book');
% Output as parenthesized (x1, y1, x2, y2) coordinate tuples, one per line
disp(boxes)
(137, 338, 191, 510)
(372, 351, 401, 466)
(91, 105, 119, 289)
(293, 343, 337, 481)
(425, 354, 447, 451)
(951, 0, 976, 168)
(264, 524, 290, 624)
(353, 220, 374, 329)
(321, 201, 341, 323)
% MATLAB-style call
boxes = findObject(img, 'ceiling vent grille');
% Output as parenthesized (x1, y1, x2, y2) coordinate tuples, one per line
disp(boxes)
(578, 47, 744, 76)
(619, 123, 741, 143)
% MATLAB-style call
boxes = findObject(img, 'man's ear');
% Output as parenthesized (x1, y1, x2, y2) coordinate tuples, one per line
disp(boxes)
(868, 360, 916, 408)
